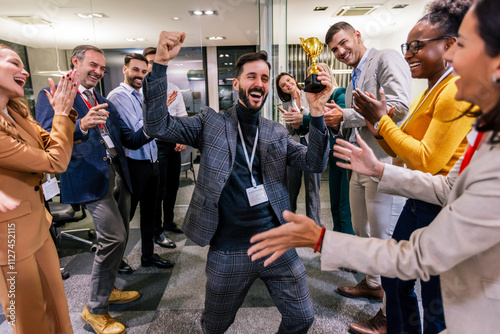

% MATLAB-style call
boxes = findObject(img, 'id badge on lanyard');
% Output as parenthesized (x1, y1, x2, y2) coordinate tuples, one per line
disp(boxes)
(238, 123, 269, 207)
(78, 90, 115, 149)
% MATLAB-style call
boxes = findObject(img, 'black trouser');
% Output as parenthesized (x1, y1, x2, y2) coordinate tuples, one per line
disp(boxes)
(127, 158, 159, 257)
(154, 141, 181, 236)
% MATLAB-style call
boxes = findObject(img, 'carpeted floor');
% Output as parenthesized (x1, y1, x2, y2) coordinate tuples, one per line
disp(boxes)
(1, 164, 419, 333)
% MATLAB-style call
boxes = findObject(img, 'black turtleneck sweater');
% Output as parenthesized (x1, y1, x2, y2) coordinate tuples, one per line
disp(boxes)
(210, 102, 279, 251)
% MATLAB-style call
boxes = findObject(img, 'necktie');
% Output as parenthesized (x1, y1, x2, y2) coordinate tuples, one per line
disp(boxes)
(82, 90, 117, 158)
(83, 89, 96, 107)
(351, 68, 358, 91)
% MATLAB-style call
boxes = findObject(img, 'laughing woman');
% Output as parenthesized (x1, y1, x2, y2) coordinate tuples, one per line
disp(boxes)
(0, 44, 79, 334)
(348, 1, 474, 333)
(249, 0, 500, 332)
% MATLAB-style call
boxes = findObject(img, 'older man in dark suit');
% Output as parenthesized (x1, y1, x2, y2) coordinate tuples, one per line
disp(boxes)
(142, 31, 333, 334)
(36, 45, 150, 334)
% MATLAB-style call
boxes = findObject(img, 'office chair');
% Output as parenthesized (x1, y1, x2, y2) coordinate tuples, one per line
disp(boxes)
(48, 201, 98, 252)
(180, 145, 197, 182)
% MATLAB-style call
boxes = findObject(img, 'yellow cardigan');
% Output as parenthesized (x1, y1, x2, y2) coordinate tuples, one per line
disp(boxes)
(377, 74, 474, 176)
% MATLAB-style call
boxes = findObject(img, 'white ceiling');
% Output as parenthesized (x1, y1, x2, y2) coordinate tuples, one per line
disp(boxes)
(0, 0, 430, 50)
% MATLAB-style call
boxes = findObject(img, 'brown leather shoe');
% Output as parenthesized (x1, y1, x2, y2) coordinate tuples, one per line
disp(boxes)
(337, 277, 384, 300)
(108, 287, 140, 304)
(349, 309, 387, 334)
(81, 304, 126, 334)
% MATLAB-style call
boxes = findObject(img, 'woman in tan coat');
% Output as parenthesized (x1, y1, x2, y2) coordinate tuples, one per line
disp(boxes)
(0, 44, 79, 333)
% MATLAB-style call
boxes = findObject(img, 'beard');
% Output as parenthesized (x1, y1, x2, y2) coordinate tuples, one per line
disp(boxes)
(126, 73, 143, 90)
(238, 86, 267, 113)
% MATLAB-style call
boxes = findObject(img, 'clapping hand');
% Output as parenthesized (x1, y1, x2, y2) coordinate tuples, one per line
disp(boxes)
(278, 106, 303, 130)
(353, 87, 390, 124)
(324, 100, 343, 128)
(44, 70, 80, 116)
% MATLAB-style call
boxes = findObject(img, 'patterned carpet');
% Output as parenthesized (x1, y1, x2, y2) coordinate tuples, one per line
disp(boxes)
(0, 167, 406, 334)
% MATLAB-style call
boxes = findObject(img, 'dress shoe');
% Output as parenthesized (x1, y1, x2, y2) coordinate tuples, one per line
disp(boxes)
(81, 304, 126, 334)
(141, 253, 174, 269)
(337, 277, 384, 300)
(349, 309, 387, 334)
(164, 222, 183, 234)
(108, 287, 140, 304)
(154, 233, 177, 248)
(61, 268, 70, 280)
(118, 259, 133, 274)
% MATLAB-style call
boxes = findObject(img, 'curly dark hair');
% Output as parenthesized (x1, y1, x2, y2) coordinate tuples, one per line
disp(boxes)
(419, 0, 472, 37)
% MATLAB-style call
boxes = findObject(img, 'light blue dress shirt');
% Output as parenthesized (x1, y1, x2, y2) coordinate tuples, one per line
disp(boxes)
(107, 82, 158, 162)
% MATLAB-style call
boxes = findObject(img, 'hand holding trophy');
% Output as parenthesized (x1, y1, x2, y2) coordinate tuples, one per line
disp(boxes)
(300, 37, 326, 93)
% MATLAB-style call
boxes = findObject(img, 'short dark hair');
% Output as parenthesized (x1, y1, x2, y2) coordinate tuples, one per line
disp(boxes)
(275, 72, 302, 103)
(325, 21, 355, 45)
(124, 53, 148, 67)
(142, 47, 156, 58)
(71, 45, 104, 69)
(234, 50, 271, 79)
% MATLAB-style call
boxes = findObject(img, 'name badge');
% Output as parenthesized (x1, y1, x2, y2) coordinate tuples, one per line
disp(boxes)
(102, 134, 115, 148)
(42, 176, 60, 201)
(246, 184, 269, 207)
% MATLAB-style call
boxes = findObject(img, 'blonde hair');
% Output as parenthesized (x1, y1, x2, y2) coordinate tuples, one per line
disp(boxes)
(0, 44, 33, 140)
(309, 62, 339, 90)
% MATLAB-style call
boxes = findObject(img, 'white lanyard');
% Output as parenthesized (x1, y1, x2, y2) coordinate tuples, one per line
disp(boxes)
(401, 67, 453, 132)
(237, 122, 259, 187)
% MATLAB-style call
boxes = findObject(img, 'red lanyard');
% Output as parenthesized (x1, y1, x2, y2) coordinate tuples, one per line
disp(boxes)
(77, 90, 103, 130)
(459, 131, 484, 175)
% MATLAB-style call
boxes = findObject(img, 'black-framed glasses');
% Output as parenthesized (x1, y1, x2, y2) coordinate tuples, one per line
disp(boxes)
(401, 37, 451, 55)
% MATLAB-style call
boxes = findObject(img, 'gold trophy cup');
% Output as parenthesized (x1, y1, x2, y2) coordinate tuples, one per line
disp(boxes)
(300, 37, 326, 93)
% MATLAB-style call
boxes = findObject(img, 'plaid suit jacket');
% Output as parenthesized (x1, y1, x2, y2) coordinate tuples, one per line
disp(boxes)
(143, 72, 329, 246)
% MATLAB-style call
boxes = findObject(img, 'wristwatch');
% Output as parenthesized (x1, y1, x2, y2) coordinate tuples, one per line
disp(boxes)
(373, 121, 380, 131)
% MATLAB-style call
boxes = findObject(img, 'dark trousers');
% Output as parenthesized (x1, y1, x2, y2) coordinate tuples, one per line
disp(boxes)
(328, 145, 354, 234)
(382, 199, 446, 334)
(201, 248, 314, 334)
(127, 158, 159, 257)
(287, 137, 321, 225)
(154, 141, 181, 235)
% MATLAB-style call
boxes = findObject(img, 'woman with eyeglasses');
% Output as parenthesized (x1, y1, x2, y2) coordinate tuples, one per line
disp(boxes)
(248, 0, 500, 332)
(348, 0, 474, 333)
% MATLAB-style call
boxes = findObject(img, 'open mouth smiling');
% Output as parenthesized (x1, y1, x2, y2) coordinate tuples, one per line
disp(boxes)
(14, 77, 26, 87)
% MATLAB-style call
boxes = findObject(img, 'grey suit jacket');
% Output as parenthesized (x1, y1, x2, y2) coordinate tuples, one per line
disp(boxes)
(320, 132, 500, 333)
(343, 48, 411, 163)
(142, 71, 329, 246)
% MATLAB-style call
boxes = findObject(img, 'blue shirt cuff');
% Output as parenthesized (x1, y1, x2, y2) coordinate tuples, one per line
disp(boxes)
(151, 63, 168, 80)
(310, 115, 326, 133)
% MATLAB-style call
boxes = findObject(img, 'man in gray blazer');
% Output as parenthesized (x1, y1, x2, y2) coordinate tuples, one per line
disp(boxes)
(142, 31, 332, 334)
(324, 21, 411, 333)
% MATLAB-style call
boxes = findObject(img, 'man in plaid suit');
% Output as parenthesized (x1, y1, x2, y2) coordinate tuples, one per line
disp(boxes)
(143, 31, 333, 334)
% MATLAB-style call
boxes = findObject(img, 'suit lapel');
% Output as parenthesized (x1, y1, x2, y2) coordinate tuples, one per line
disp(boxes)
(357, 49, 376, 89)
(74, 93, 90, 118)
(225, 107, 238, 167)
(258, 117, 270, 167)
(2, 108, 42, 148)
